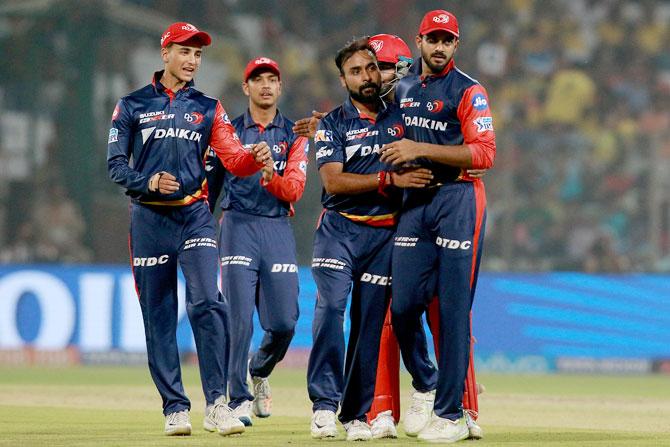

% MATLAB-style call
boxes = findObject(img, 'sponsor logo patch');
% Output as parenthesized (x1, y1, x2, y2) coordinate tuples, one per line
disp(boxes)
(404, 115, 448, 131)
(400, 98, 420, 108)
(315, 146, 334, 159)
(387, 124, 404, 138)
(473, 116, 493, 132)
(360, 272, 391, 286)
(184, 111, 204, 125)
(433, 14, 450, 24)
(108, 128, 118, 144)
(314, 130, 333, 142)
(271, 263, 298, 273)
(273, 141, 288, 154)
(111, 104, 120, 121)
(436, 236, 471, 250)
(370, 39, 384, 54)
(472, 94, 488, 111)
(427, 99, 444, 113)
(133, 255, 169, 266)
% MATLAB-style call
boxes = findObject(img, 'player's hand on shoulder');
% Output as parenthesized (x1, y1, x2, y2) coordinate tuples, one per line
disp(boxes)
(148, 171, 180, 194)
(380, 138, 421, 166)
(391, 168, 433, 188)
(292, 110, 325, 138)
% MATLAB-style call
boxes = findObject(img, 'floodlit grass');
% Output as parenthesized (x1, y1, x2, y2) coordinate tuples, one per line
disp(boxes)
(1, 366, 669, 446)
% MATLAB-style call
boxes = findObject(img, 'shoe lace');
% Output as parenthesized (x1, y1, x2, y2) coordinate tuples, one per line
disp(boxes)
(407, 393, 430, 415)
(254, 378, 270, 399)
(167, 410, 189, 425)
(428, 416, 457, 431)
(211, 401, 233, 423)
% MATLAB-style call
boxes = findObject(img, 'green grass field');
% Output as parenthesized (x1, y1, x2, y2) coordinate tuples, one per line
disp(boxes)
(1, 366, 669, 446)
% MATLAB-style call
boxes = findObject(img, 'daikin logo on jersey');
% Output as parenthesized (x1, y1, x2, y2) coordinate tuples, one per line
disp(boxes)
(404, 115, 448, 131)
(140, 127, 202, 144)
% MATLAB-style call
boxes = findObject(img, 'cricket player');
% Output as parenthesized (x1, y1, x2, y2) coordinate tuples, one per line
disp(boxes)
(307, 37, 434, 441)
(294, 33, 484, 440)
(206, 56, 308, 426)
(380, 10, 496, 443)
(107, 22, 272, 437)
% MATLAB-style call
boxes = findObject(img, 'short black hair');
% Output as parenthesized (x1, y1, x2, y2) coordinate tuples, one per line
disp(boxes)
(335, 36, 376, 74)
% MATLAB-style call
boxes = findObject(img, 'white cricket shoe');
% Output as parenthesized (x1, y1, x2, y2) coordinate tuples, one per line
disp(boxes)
(418, 414, 469, 443)
(311, 409, 338, 439)
(252, 376, 272, 418)
(203, 396, 245, 436)
(164, 409, 191, 436)
(343, 419, 372, 441)
(370, 410, 397, 439)
(231, 399, 253, 427)
(403, 389, 435, 436)
(465, 410, 483, 439)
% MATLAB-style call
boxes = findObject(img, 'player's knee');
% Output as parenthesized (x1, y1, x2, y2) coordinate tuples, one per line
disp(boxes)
(270, 327, 295, 343)
(391, 298, 420, 317)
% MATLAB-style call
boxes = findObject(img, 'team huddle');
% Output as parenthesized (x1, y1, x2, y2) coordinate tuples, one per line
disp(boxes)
(107, 9, 496, 444)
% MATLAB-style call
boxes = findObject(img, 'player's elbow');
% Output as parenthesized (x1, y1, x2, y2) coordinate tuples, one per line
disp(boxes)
(468, 145, 495, 170)
(322, 179, 342, 195)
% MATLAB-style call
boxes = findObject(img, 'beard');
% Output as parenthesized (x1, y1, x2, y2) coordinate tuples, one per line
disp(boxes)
(348, 80, 381, 104)
(422, 50, 451, 74)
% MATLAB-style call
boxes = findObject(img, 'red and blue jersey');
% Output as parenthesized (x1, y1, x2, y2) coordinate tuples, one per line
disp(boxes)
(107, 70, 261, 206)
(395, 59, 496, 183)
(206, 109, 308, 217)
(315, 98, 405, 227)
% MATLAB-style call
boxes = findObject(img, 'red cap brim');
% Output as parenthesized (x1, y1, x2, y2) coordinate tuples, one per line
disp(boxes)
(420, 27, 459, 38)
(245, 63, 281, 81)
(164, 31, 212, 48)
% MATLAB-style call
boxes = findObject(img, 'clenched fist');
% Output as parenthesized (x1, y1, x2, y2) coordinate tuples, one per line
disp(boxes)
(148, 171, 180, 194)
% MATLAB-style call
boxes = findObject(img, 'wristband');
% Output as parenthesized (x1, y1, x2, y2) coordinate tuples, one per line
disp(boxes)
(377, 171, 390, 197)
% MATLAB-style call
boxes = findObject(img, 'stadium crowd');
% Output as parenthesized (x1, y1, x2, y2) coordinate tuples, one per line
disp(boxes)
(0, 0, 668, 271)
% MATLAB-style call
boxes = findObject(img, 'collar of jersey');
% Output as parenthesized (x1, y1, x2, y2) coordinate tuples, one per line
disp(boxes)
(409, 58, 455, 80)
(242, 108, 285, 130)
(151, 70, 194, 94)
(343, 97, 388, 122)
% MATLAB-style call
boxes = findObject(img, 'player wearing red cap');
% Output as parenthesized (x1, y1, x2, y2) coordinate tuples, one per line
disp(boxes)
(381, 10, 496, 443)
(295, 33, 484, 441)
(107, 21, 272, 437)
(206, 56, 308, 427)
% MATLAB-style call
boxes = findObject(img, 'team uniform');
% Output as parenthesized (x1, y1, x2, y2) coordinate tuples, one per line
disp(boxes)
(107, 70, 261, 417)
(391, 57, 495, 421)
(307, 97, 405, 425)
(206, 109, 308, 412)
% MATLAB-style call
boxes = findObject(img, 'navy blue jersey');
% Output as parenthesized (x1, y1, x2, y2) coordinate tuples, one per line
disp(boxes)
(206, 109, 308, 217)
(395, 59, 496, 183)
(315, 98, 405, 226)
(108, 71, 259, 206)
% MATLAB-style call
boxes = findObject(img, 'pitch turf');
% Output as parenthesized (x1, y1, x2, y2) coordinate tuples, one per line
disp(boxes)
(1, 366, 669, 446)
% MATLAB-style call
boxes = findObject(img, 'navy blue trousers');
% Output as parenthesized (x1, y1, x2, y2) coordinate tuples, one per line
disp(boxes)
(219, 210, 299, 407)
(391, 182, 486, 421)
(308, 210, 393, 424)
(129, 200, 227, 415)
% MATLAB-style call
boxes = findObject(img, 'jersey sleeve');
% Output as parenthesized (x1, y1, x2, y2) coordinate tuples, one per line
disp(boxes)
(107, 99, 150, 194)
(457, 85, 496, 169)
(209, 101, 263, 177)
(314, 117, 344, 169)
(262, 135, 309, 203)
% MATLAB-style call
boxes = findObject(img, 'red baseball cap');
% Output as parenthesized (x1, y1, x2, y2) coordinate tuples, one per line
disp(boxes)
(369, 34, 412, 64)
(243, 57, 281, 81)
(419, 10, 459, 38)
(161, 22, 211, 48)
